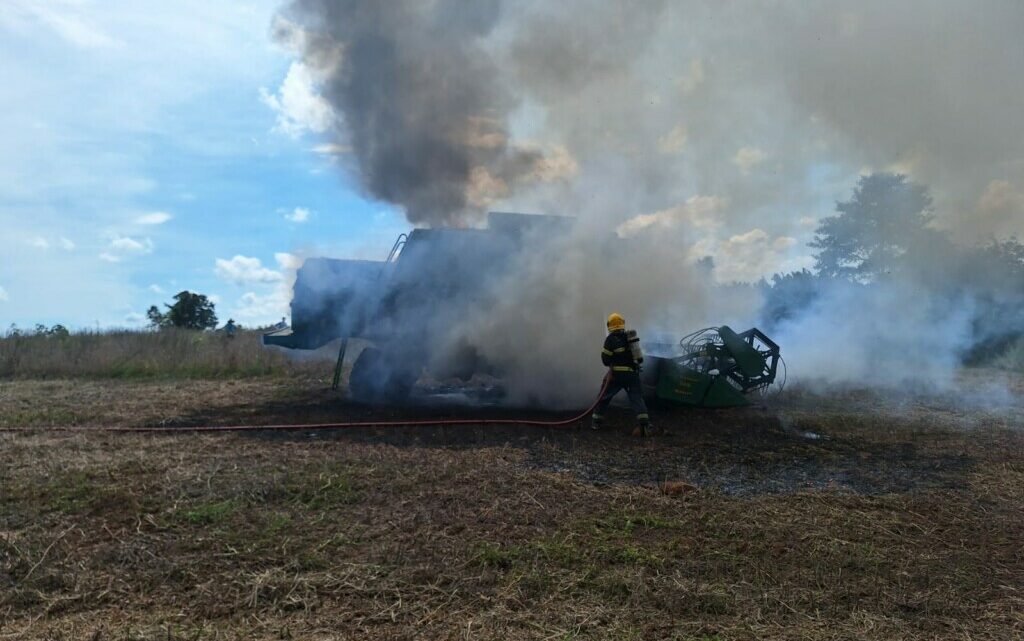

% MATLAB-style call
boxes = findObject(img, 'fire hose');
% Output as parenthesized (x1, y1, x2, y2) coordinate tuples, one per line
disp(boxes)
(0, 376, 611, 435)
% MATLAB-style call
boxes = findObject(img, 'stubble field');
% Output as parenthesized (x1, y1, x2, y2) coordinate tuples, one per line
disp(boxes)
(1, 371, 1022, 640)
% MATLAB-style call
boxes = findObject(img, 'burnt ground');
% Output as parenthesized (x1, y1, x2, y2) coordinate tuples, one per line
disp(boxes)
(1, 373, 1023, 639)
(227, 406, 978, 497)
(132, 375, 1015, 496)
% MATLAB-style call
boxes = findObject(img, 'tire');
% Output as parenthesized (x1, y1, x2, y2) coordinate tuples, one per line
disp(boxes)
(348, 347, 420, 402)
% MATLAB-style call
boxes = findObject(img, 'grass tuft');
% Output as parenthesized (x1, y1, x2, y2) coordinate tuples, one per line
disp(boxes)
(179, 500, 239, 525)
(474, 543, 519, 570)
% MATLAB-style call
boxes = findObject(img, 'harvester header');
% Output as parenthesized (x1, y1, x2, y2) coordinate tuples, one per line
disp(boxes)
(644, 326, 783, 407)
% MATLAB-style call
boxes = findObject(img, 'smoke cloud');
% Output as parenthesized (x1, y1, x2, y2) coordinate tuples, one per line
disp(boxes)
(278, 1, 1024, 236)
(273, 1, 1024, 401)
(276, 0, 565, 227)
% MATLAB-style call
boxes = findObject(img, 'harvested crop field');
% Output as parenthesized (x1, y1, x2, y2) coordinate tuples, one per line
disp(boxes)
(2, 373, 1023, 640)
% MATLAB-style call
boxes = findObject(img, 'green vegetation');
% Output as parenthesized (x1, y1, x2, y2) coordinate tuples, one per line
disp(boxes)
(276, 469, 363, 508)
(995, 335, 1024, 372)
(179, 500, 240, 525)
(146, 290, 219, 330)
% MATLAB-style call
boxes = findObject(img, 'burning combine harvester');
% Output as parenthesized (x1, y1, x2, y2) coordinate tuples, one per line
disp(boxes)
(264, 212, 782, 408)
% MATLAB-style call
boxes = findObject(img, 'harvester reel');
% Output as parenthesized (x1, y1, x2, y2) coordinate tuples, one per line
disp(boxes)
(679, 326, 782, 396)
(649, 325, 782, 407)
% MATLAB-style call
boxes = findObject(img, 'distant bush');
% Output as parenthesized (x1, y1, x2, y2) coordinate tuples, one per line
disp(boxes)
(759, 173, 1024, 369)
(0, 327, 321, 380)
(147, 290, 219, 330)
(759, 269, 830, 330)
(993, 336, 1024, 373)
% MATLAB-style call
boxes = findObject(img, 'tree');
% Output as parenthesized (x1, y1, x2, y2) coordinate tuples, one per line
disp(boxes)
(148, 291, 218, 330)
(981, 237, 1024, 275)
(811, 173, 935, 281)
(759, 269, 826, 328)
(146, 305, 166, 328)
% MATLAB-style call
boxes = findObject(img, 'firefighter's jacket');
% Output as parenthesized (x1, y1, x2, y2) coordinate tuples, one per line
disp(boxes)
(601, 330, 639, 374)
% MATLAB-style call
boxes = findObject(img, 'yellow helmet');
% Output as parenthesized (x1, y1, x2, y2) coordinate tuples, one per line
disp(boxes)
(606, 312, 625, 332)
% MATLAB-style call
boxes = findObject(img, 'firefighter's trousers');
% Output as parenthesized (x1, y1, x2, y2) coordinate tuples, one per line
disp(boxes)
(592, 371, 650, 426)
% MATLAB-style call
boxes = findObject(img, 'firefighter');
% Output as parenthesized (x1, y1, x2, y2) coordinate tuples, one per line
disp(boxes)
(591, 313, 653, 436)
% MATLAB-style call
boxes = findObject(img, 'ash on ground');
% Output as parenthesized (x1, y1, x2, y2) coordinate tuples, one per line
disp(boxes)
(181, 375, 1020, 497)
(522, 419, 972, 496)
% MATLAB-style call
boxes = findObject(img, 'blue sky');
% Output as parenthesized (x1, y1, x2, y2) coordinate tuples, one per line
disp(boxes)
(7, 2, 966, 333)
(0, 0, 407, 329)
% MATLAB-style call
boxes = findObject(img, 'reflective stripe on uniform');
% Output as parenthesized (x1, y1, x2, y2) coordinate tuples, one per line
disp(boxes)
(613, 347, 627, 353)
(611, 366, 635, 372)
(601, 348, 613, 356)
(637, 413, 649, 419)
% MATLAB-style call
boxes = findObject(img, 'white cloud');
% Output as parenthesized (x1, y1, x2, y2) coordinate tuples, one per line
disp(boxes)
(676, 59, 705, 94)
(732, 147, 767, 174)
(149, 284, 164, 294)
(235, 290, 290, 322)
(711, 229, 807, 283)
(135, 211, 172, 225)
(274, 252, 303, 270)
(285, 207, 310, 223)
(107, 235, 153, 255)
(0, 286, 8, 302)
(978, 179, 1023, 212)
(658, 124, 688, 154)
(211, 251, 299, 324)
(96, 234, 152, 263)
(616, 195, 727, 237)
(975, 179, 1024, 237)
(6, 1, 122, 50)
(29, 235, 75, 251)
(312, 143, 351, 155)
(527, 144, 579, 183)
(214, 255, 283, 285)
(260, 61, 335, 137)
(124, 311, 146, 325)
(773, 236, 798, 251)
(715, 229, 773, 282)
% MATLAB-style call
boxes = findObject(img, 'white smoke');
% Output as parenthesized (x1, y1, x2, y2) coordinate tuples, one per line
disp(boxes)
(273, 1, 1024, 401)
(775, 279, 976, 390)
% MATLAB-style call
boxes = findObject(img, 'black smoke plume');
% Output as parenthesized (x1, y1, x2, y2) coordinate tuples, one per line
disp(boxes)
(278, 0, 542, 227)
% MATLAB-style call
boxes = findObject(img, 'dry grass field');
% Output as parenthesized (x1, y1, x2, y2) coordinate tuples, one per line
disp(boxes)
(1, 363, 1023, 640)
(0, 329, 320, 380)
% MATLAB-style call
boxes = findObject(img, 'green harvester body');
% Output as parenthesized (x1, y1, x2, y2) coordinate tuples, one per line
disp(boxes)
(649, 326, 781, 407)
